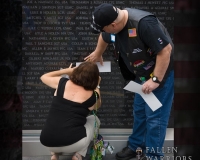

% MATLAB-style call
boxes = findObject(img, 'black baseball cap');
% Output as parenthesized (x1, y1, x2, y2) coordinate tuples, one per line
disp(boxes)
(90, 3, 119, 34)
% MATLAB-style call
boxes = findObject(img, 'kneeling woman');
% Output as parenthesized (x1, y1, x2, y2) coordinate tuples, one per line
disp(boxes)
(40, 62, 101, 160)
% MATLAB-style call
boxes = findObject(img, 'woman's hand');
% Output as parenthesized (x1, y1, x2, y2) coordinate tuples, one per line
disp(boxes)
(65, 63, 76, 76)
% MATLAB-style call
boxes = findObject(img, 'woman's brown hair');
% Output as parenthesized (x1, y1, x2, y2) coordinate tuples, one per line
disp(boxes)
(69, 61, 99, 90)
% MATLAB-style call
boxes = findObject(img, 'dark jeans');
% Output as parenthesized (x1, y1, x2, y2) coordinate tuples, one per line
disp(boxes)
(128, 71, 174, 160)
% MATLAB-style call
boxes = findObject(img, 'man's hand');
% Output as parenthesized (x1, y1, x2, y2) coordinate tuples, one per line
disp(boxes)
(84, 51, 104, 65)
(142, 78, 159, 94)
(84, 34, 108, 65)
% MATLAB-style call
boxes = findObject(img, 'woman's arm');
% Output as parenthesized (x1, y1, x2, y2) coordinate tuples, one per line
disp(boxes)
(40, 64, 74, 89)
(89, 76, 101, 111)
(95, 76, 101, 109)
(94, 88, 101, 110)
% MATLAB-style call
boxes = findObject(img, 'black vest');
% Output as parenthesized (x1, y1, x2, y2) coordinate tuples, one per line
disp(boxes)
(115, 8, 174, 86)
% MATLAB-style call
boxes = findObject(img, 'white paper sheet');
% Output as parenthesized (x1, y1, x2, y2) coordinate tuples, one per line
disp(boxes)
(123, 81, 162, 112)
(76, 61, 111, 72)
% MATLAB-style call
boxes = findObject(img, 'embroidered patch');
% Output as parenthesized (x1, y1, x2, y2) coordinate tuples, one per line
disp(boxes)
(143, 61, 155, 70)
(147, 48, 153, 56)
(128, 28, 137, 37)
(132, 48, 142, 54)
(133, 60, 145, 68)
(158, 38, 163, 44)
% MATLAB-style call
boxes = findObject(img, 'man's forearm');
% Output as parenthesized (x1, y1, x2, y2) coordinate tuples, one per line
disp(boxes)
(153, 44, 172, 82)
(95, 33, 108, 55)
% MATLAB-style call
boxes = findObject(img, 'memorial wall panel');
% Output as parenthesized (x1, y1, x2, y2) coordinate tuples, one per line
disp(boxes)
(22, 0, 174, 129)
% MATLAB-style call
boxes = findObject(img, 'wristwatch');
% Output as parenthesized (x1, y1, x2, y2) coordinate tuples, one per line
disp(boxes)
(152, 76, 161, 84)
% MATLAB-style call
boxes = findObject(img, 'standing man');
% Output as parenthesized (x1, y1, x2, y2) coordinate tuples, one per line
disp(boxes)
(84, 3, 174, 160)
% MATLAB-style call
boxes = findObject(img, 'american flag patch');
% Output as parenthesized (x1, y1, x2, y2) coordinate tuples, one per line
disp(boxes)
(128, 28, 137, 37)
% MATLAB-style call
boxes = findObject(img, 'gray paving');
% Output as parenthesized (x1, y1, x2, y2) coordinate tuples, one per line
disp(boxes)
(23, 154, 119, 160)
(23, 154, 173, 160)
